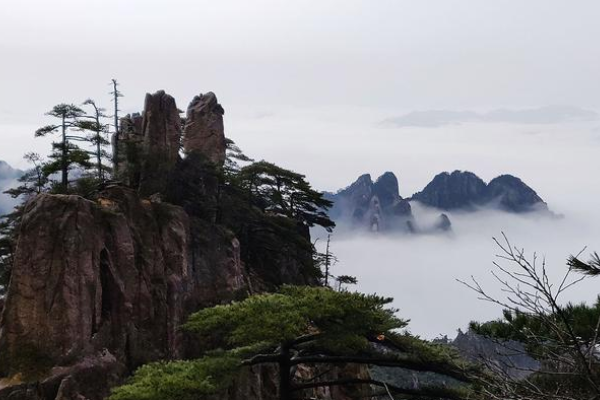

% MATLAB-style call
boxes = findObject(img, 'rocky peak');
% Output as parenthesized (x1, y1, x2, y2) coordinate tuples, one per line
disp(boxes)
(113, 91, 182, 196)
(138, 91, 182, 196)
(183, 92, 227, 165)
(410, 170, 548, 213)
(372, 171, 400, 208)
(411, 171, 487, 210)
(327, 172, 412, 232)
(486, 174, 547, 212)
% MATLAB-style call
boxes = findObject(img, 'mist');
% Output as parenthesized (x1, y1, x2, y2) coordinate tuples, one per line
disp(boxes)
(290, 110, 600, 339)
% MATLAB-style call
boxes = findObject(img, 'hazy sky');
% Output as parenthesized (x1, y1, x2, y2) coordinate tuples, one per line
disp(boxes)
(2, 1, 600, 337)
(2, 0, 600, 122)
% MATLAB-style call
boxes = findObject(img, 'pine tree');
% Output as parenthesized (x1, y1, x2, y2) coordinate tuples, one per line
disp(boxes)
(238, 161, 335, 231)
(110, 79, 123, 172)
(78, 99, 112, 182)
(35, 104, 89, 190)
(110, 286, 476, 400)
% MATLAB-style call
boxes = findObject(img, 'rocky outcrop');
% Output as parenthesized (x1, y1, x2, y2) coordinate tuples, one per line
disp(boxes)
(183, 92, 226, 165)
(326, 172, 413, 232)
(451, 330, 539, 380)
(0, 186, 246, 382)
(410, 171, 487, 210)
(113, 113, 143, 188)
(433, 213, 452, 232)
(138, 91, 182, 196)
(0, 90, 325, 400)
(486, 175, 547, 212)
(113, 91, 182, 195)
(410, 170, 548, 213)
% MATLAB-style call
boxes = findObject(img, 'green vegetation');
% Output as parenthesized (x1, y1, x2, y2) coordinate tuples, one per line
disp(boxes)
(168, 146, 335, 288)
(110, 355, 241, 400)
(111, 286, 475, 400)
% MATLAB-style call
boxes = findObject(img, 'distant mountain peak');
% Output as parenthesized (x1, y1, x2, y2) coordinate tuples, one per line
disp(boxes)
(411, 171, 548, 213)
(0, 160, 22, 181)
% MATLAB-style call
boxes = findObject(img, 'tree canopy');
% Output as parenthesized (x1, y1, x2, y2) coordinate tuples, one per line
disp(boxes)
(110, 286, 475, 400)
(237, 161, 335, 231)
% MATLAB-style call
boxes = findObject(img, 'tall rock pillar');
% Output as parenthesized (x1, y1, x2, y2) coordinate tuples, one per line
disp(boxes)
(182, 92, 226, 165)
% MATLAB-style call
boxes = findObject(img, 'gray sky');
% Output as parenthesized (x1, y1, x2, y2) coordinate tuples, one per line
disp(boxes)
(2, 0, 600, 337)
(2, 0, 600, 122)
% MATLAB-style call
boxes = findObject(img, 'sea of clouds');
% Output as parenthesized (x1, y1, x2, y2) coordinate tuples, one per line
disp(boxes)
(229, 105, 600, 338)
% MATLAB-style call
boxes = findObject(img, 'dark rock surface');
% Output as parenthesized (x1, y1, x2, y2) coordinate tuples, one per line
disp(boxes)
(183, 92, 226, 166)
(113, 91, 182, 196)
(410, 171, 487, 210)
(326, 172, 413, 232)
(138, 91, 182, 196)
(410, 170, 548, 212)
(0, 187, 246, 380)
(486, 175, 546, 212)
(433, 213, 452, 232)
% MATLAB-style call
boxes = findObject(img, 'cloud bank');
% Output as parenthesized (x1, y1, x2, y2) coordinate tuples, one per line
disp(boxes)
(384, 106, 599, 128)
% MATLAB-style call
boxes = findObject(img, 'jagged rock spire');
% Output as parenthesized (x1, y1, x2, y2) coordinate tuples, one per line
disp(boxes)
(183, 92, 226, 165)
(138, 90, 182, 195)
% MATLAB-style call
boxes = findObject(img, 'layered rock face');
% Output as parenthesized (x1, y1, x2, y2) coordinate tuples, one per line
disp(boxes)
(183, 92, 226, 165)
(326, 172, 413, 232)
(0, 187, 246, 396)
(411, 170, 548, 212)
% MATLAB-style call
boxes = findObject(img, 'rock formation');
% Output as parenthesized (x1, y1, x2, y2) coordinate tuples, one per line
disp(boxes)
(138, 91, 182, 195)
(433, 213, 452, 232)
(411, 170, 548, 212)
(451, 330, 539, 380)
(0, 187, 246, 395)
(0, 90, 320, 400)
(326, 172, 413, 232)
(327, 170, 550, 235)
(183, 92, 227, 165)
(113, 113, 143, 188)
(410, 171, 487, 210)
(113, 91, 182, 196)
(486, 174, 547, 212)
